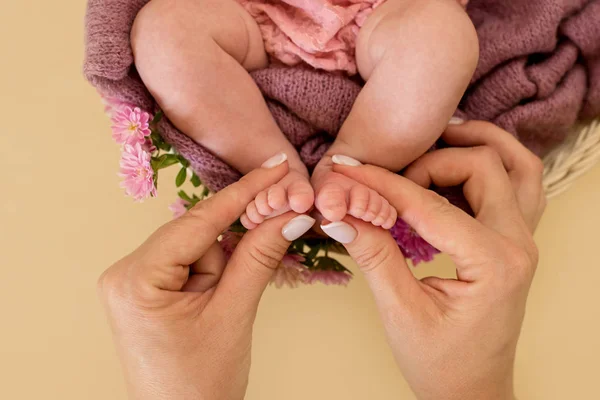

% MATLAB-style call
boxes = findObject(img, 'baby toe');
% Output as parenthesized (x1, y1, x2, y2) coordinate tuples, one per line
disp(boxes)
(267, 185, 287, 211)
(348, 184, 370, 219)
(316, 182, 348, 222)
(382, 206, 398, 230)
(288, 179, 314, 214)
(255, 190, 273, 216)
(241, 213, 258, 230)
(362, 189, 382, 222)
(246, 201, 265, 225)
(372, 198, 391, 227)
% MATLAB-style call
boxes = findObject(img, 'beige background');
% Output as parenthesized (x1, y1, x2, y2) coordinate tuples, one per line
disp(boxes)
(1, 1, 599, 399)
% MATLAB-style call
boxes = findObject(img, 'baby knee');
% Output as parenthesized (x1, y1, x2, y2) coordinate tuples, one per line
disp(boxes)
(131, 0, 200, 58)
(131, 0, 265, 70)
(357, 0, 479, 78)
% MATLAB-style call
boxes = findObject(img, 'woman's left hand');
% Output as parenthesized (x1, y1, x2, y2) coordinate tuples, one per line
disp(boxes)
(98, 159, 315, 400)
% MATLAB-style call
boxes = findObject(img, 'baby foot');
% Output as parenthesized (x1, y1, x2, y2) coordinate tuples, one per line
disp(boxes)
(311, 155, 397, 229)
(241, 168, 314, 229)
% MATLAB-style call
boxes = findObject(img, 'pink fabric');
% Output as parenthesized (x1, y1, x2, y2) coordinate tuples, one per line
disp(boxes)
(237, 0, 384, 74)
(84, 0, 600, 193)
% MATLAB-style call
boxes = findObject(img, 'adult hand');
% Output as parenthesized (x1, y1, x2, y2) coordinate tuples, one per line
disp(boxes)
(323, 121, 546, 400)
(97, 154, 315, 400)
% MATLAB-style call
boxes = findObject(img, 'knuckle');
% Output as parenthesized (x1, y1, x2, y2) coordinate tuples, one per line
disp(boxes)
(245, 242, 285, 271)
(507, 246, 530, 269)
(96, 261, 127, 304)
(528, 154, 545, 177)
(96, 269, 111, 299)
(183, 205, 223, 236)
(504, 243, 536, 286)
(353, 243, 395, 272)
(420, 190, 452, 218)
(473, 145, 503, 168)
(187, 198, 211, 215)
(423, 189, 450, 206)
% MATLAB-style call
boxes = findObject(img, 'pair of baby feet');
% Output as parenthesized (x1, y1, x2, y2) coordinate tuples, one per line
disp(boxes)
(240, 153, 398, 232)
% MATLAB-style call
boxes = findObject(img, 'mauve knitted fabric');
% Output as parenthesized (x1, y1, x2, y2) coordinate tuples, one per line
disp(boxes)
(84, 0, 600, 192)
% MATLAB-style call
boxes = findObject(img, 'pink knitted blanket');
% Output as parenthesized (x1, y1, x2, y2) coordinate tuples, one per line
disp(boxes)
(84, 0, 600, 192)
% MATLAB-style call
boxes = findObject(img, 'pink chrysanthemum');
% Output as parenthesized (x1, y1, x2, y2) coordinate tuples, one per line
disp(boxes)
(119, 143, 157, 202)
(142, 137, 157, 154)
(100, 94, 134, 117)
(390, 219, 439, 265)
(303, 270, 352, 286)
(169, 198, 190, 219)
(271, 254, 309, 288)
(220, 231, 243, 259)
(111, 106, 151, 146)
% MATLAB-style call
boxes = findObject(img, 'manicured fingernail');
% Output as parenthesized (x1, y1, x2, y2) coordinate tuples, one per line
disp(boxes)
(448, 117, 465, 125)
(332, 154, 362, 166)
(320, 221, 357, 244)
(282, 215, 316, 241)
(262, 153, 288, 168)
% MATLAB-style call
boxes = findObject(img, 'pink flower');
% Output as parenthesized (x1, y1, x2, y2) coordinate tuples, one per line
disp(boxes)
(303, 270, 352, 286)
(390, 219, 439, 265)
(111, 106, 151, 146)
(100, 95, 134, 116)
(169, 198, 190, 219)
(271, 254, 309, 288)
(142, 137, 157, 154)
(119, 143, 157, 202)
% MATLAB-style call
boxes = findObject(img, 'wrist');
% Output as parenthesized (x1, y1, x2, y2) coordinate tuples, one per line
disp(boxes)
(415, 386, 515, 400)
(410, 363, 515, 400)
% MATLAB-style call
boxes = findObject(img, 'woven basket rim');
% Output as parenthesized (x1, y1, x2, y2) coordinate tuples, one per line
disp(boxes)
(543, 117, 600, 199)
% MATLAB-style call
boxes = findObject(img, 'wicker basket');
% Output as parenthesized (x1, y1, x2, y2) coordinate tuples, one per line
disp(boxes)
(543, 118, 600, 198)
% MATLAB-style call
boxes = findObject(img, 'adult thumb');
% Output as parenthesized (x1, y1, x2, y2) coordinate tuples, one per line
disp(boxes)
(212, 213, 316, 316)
(322, 218, 421, 308)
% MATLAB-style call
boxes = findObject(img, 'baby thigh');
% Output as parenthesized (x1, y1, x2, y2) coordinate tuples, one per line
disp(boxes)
(131, 0, 267, 140)
(350, 0, 479, 169)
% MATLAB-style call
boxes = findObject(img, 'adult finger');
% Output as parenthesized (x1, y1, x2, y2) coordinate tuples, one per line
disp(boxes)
(331, 161, 507, 280)
(182, 242, 227, 292)
(403, 146, 529, 241)
(137, 154, 289, 270)
(211, 214, 316, 316)
(443, 120, 546, 231)
(321, 217, 426, 311)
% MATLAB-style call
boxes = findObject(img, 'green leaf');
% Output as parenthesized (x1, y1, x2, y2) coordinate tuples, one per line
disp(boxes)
(202, 187, 210, 198)
(150, 130, 162, 143)
(302, 257, 315, 268)
(151, 154, 179, 171)
(175, 167, 187, 187)
(328, 241, 347, 255)
(305, 244, 321, 262)
(292, 240, 305, 254)
(149, 130, 172, 152)
(153, 172, 159, 192)
(151, 110, 164, 125)
(177, 155, 190, 168)
(158, 142, 172, 151)
(178, 190, 193, 203)
(229, 219, 248, 233)
(190, 173, 202, 187)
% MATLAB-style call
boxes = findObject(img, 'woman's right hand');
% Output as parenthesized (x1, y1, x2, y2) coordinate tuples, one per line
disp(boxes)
(325, 121, 546, 400)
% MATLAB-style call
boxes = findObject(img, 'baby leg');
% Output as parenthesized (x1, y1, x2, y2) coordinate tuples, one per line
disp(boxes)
(312, 0, 479, 227)
(132, 0, 314, 228)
